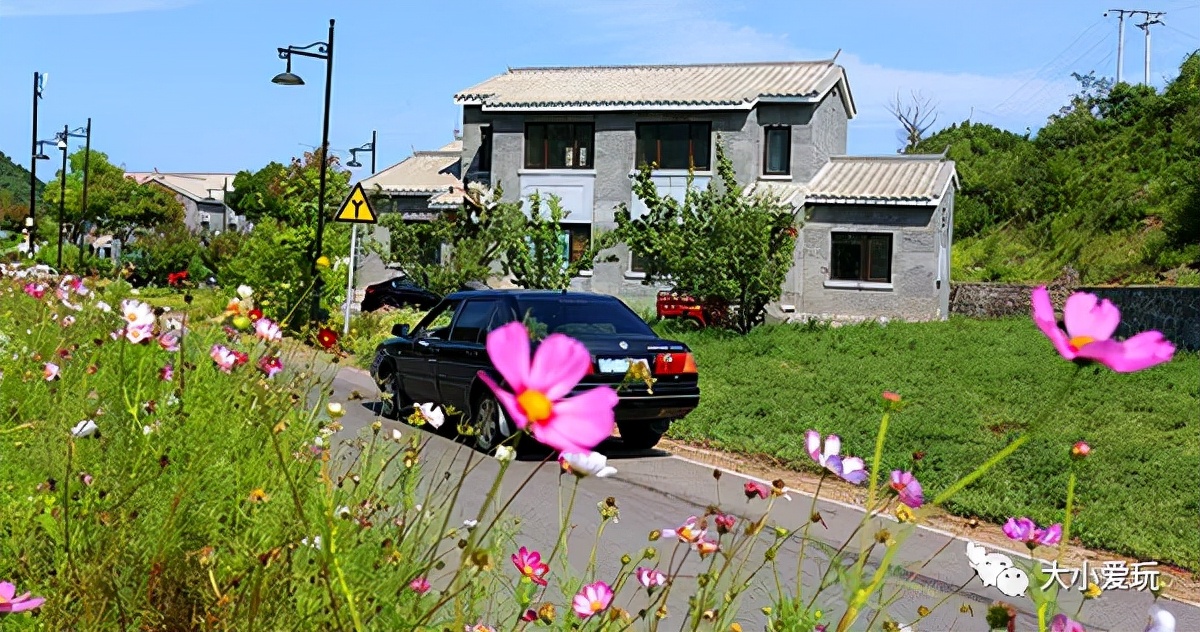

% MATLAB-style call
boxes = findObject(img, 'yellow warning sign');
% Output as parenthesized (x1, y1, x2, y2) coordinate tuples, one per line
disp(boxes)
(334, 183, 377, 224)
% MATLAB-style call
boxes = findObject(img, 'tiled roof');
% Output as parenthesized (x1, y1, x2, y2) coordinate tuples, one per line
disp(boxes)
(804, 155, 957, 205)
(428, 186, 465, 209)
(745, 155, 957, 207)
(455, 61, 855, 116)
(126, 172, 236, 202)
(360, 148, 462, 195)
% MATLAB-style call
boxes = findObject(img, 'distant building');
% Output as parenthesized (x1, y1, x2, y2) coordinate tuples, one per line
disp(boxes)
(125, 171, 246, 234)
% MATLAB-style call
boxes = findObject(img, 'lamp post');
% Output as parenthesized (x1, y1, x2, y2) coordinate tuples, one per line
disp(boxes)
(273, 18, 335, 323)
(342, 130, 377, 335)
(69, 119, 92, 270)
(55, 122, 91, 271)
(28, 72, 46, 250)
(29, 140, 53, 258)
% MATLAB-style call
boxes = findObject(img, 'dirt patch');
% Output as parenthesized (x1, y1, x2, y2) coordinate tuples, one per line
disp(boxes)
(660, 437, 1200, 606)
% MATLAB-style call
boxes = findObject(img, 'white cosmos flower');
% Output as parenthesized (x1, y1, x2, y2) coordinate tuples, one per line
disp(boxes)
(121, 299, 154, 329)
(390, 428, 403, 442)
(335, 506, 351, 519)
(95, 300, 112, 313)
(559, 452, 618, 478)
(493, 445, 515, 462)
(415, 402, 444, 429)
(71, 419, 99, 438)
(1145, 604, 1176, 632)
(462, 519, 478, 530)
(237, 285, 254, 299)
(302, 535, 322, 549)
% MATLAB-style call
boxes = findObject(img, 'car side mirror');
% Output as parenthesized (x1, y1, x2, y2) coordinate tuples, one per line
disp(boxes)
(392, 323, 410, 337)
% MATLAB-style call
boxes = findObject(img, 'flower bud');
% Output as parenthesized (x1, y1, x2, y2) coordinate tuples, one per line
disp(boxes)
(773, 526, 789, 538)
(712, 468, 722, 480)
(764, 547, 777, 561)
(649, 530, 661, 541)
(621, 554, 632, 565)
(371, 420, 382, 432)
(327, 402, 345, 418)
(1070, 441, 1091, 459)
(642, 547, 656, 560)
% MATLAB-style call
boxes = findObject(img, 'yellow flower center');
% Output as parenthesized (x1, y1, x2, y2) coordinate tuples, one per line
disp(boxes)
(679, 526, 696, 541)
(126, 313, 139, 322)
(590, 600, 605, 612)
(1068, 335, 1095, 351)
(517, 390, 553, 424)
(523, 564, 534, 576)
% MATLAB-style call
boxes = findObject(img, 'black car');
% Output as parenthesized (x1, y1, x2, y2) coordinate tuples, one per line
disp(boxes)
(361, 277, 442, 312)
(370, 289, 701, 451)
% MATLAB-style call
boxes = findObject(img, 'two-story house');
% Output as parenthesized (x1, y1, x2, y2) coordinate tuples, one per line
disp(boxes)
(125, 171, 247, 234)
(449, 59, 957, 321)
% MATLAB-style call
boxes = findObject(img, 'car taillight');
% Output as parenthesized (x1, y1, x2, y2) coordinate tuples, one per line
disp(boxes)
(585, 360, 595, 375)
(366, 286, 376, 294)
(654, 352, 697, 375)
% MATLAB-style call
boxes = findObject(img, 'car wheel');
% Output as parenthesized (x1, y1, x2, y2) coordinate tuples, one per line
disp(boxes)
(471, 393, 510, 452)
(378, 371, 411, 419)
(617, 419, 671, 450)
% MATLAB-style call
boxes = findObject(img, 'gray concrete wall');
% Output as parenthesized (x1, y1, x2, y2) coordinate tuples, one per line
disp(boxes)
(793, 201, 947, 322)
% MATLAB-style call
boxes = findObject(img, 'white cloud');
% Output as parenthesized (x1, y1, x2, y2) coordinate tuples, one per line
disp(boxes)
(551, 0, 1086, 150)
(0, 0, 196, 17)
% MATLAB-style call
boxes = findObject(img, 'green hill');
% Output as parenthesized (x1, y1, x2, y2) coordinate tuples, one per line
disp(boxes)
(916, 51, 1200, 286)
(0, 150, 44, 227)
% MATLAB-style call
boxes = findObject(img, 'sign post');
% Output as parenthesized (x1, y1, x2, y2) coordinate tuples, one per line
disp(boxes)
(333, 182, 378, 334)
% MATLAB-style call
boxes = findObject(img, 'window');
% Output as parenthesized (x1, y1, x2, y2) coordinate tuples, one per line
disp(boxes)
(831, 233, 892, 283)
(629, 251, 648, 275)
(636, 122, 711, 170)
(524, 123, 594, 169)
(449, 299, 496, 343)
(516, 297, 655, 338)
(561, 224, 591, 263)
(763, 126, 791, 175)
(478, 126, 492, 172)
(414, 299, 459, 340)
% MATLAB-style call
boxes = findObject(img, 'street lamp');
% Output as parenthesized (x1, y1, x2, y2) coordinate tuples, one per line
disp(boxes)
(273, 18, 335, 323)
(342, 130, 377, 334)
(28, 72, 46, 250)
(55, 122, 92, 271)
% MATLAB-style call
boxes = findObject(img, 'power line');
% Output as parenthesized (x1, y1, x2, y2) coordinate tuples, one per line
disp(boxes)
(998, 30, 1112, 116)
(993, 17, 1108, 112)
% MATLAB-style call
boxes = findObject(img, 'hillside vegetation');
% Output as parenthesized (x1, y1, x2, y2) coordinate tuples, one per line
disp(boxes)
(0, 150, 43, 226)
(915, 52, 1200, 286)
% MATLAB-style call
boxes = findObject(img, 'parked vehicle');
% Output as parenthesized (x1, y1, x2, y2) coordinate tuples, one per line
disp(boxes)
(655, 289, 730, 328)
(361, 277, 442, 312)
(370, 289, 701, 451)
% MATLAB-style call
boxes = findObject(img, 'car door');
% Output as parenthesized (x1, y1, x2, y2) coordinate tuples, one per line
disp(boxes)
(396, 299, 459, 403)
(434, 298, 498, 411)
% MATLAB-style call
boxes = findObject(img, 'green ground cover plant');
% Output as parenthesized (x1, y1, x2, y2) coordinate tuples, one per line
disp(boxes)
(660, 316, 1199, 571)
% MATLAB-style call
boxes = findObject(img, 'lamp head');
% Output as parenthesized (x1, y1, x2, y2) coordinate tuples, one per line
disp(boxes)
(34, 152, 50, 161)
(57, 138, 68, 150)
(272, 71, 305, 86)
(346, 149, 362, 168)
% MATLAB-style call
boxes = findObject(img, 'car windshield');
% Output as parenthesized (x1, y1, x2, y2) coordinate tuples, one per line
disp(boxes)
(516, 297, 653, 337)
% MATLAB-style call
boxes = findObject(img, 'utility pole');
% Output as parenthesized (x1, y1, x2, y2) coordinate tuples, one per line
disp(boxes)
(1106, 10, 1129, 83)
(78, 118, 91, 271)
(1137, 12, 1165, 85)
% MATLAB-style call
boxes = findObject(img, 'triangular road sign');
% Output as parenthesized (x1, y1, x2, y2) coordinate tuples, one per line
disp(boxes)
(334, 182, 377, 224)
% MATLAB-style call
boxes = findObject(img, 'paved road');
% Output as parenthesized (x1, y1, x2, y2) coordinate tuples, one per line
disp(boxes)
(318, 361, 1198, 632)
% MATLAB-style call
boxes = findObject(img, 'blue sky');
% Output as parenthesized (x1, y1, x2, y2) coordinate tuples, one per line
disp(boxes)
(1, 0, 1198, 177)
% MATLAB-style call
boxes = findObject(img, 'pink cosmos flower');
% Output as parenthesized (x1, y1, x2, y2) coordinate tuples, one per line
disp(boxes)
(160, 363, 174, 382)
(1049, 613, 1087, 632)
(60, 315, 75, 327)
(511, 546, 550, 586)
(1035, 524, 1063, 547)
(0, 581, 45, 613)
(635, 567, 666, 588)
(464, 623, 496, 632)
(110, 328, 124, 341)
(477, 322, 618, 454)
(882, 391, 901, 402)
(22, 283, 45, 299)
(572, 581, 614, 619)
(232, 350, 249, 367)
(258, 355, 283, 378)
(714, 513, 736, 535)
(744, 481, 770, 500)
(805, 431, 868, 484)
(1071, 441, 1091, 459)
(43, 362, 59, 381)
(125, 324, 154, 345)
(1003, 517, 1062, 548)
(158, 331, 180, 352)
(521, 610, 538, 622)
(408, 576, 430, 594)
(254, 318, 282, 342)
(694, 537, 720, 557)
(661, 516, 706, 544)
(889, 470, 924, 508)
(210, 344, 237, 373)
(1032, 286, 1174, 373)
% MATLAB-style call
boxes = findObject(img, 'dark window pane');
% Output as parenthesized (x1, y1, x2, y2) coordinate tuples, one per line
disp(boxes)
(830, 234, 861, 281)
(765, 127, 790, 175)
(449, 299, 496, 343)
(576, 123, 594, 168)
(525, 124, 546, 169)
(868, 235, 892, 282)
(658, 123, 690, 169)
(564, 224, 591, 262)
(516, 298, 654, 337)
(636, 124, 657, 167)
(690, 122, 711, 170)
(630, 250, 647, 273)
(478, 126, 492, 172)
(547, 123, 572, 168)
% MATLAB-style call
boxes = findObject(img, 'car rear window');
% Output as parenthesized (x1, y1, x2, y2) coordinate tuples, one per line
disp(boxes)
(516, 297, 653, 337)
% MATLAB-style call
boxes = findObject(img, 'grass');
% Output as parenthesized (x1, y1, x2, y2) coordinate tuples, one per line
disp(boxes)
(656, 316, 1200, 571)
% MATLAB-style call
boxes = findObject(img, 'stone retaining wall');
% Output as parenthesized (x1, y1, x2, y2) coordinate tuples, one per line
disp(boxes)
(950, 273, 1199, 351)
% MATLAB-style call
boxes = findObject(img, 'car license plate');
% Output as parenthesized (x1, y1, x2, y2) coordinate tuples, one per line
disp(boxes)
(598, 358, 630, 374)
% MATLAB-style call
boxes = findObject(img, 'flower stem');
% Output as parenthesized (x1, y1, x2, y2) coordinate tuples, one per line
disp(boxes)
(932, 365, 1082, 507)
(548, 477, 580, 566)
(1059, 472, 1076, 564)
(794, 472, 825, 602)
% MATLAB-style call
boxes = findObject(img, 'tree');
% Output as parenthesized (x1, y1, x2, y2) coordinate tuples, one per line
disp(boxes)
(376, 183, 526, 296)
(42, 150, 183, 246)
(501, 192, 617, 290)
(614, 143, 800, 334)
(889, 91, 940, 153)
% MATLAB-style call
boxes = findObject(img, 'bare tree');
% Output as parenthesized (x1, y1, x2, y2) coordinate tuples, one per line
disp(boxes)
(888, 91, 940, 153)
